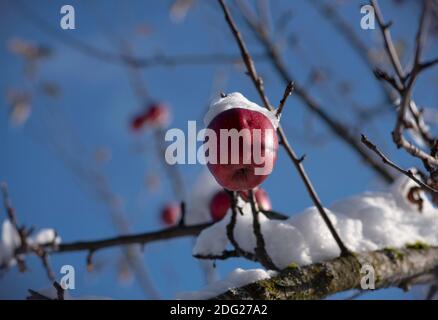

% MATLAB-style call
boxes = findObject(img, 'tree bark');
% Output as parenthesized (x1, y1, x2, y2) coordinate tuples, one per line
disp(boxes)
(213, 246, 438, 300)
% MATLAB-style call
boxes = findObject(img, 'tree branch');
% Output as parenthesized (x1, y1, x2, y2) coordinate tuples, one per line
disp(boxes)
(213, 246, 438, 300)
(371, 0, 406, 81)
(49, 223, 212, 254)
(361, 134, 438, 194)
(248, 190, 278, 270)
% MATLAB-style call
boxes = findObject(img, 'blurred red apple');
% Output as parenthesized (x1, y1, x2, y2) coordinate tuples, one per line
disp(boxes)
(206, 108, 278, 191)
(131, 113, 147, 131)
(161, 202, 180, 226)
(209, 190, 231, 221)
(130, 103, 169, 131)
(143, 103, 169, 126)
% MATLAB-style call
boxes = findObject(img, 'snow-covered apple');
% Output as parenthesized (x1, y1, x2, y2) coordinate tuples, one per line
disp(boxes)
(161, 202, 181, 226)
(204, 93, 278, 191)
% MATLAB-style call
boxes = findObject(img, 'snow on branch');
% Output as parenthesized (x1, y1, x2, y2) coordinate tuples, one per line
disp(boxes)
(184, 174, 438, 299)
(211, 245, 438, 300)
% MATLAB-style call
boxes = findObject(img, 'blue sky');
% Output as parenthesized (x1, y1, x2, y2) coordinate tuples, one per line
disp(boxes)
(1, 0, 437, 299)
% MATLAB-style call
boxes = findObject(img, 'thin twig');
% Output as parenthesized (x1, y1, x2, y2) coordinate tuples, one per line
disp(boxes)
(53, 281, 65, 300)
(371, 0, 405, 81)
(361, 134, 438, 194)
(194, 250, 239, 260)
(37, 222, 213, 255)
(225, 191, 258, 262)
(276, 81, 294, 117)
(39, 251, 56, 282)
(248, 190, 278, 270)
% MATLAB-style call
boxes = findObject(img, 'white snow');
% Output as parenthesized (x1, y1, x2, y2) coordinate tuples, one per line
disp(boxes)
(204, 92, 279, 129)
(0, 220, 21, 267)
(185, 169, 222, 225)
(185, 173, 438, 299)
(0, 220, 61, 267)
(177, 268, 276, 300)
(28, 229, 61, 247)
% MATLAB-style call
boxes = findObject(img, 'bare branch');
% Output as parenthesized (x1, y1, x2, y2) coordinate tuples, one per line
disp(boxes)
(276, 81, 294, 117)
(194, 250, 239, 261)
(361, 134, 438, 194)
(248, 190, 278, 270)
(371, 0, 406, 81)
(46, 223, 213, 255)
(373, 68, 403, 92)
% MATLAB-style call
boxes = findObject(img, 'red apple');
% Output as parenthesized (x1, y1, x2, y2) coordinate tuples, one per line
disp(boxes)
(161, 202, 181, 226)
(209, 188, 272, 221)
(209, 190, 231, 221)
(206, 108, 278, 191)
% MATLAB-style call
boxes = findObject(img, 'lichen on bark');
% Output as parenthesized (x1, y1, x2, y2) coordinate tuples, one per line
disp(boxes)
(213, 246, 438, 300)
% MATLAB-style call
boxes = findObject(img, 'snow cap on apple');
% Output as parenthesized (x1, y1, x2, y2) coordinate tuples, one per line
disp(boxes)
(204, 92, 279, 191)
(204, 92, 279, 129)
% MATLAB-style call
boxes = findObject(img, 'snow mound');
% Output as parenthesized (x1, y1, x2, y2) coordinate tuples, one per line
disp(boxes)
(177, 268, 276, 300)
(186, 174, 438, 299)
(204, 92, 279, 129)
(0, 220, 61, 267)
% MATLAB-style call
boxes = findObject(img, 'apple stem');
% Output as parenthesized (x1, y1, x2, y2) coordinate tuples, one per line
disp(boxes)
(225, 190, 258, 262)
(248, 189, 279, 270)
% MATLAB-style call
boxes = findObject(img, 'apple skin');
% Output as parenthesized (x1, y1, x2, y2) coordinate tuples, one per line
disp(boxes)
(209, 190, 232, 221)
(252, 188, 272, 211)
(209, 188, 272, 221)
(206, 108, 278, 191)
(161, 202, 181, 226)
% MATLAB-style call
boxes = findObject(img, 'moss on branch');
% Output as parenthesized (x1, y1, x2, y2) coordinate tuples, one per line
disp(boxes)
(213, 246, 438, 300)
